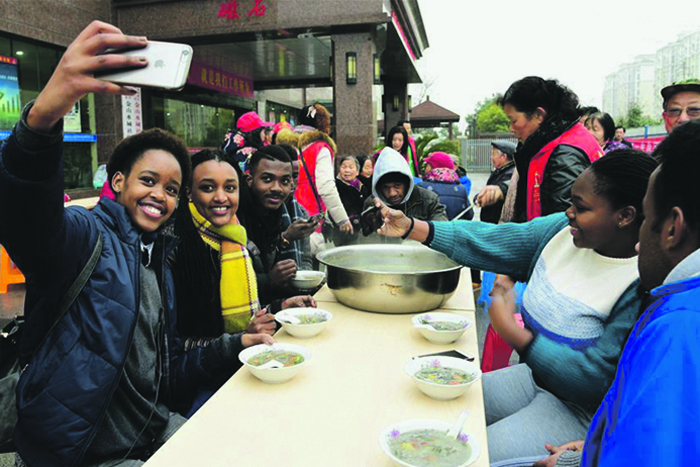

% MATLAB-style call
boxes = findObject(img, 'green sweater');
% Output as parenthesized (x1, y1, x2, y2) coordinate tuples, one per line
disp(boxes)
(430, 214, 645, 412)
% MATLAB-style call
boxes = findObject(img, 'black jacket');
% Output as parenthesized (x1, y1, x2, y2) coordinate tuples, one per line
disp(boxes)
(480, 161, 515, 224)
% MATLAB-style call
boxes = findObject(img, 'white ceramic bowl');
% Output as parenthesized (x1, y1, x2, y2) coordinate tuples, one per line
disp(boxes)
(379, 418, 480, 467)
(412, 312, 471, 344)
(405, 356, 482, 400)
(238, 343, 310, 384)
(290, 270, 326, 290)
(275, 307, 333, 339)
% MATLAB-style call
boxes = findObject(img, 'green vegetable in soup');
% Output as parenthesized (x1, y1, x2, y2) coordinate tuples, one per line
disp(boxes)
(420, 319, 466, 331)
(415, 366, 474, 386)
(296, 313, 327, 324)
(248, 350, 304, 367)
(388, 429, 471, 467)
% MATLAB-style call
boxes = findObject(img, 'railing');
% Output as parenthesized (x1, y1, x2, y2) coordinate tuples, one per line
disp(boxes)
(459, 136, 518, 173)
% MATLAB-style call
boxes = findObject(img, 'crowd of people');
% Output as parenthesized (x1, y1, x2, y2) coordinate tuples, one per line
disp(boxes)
(0, 20, 699, 467)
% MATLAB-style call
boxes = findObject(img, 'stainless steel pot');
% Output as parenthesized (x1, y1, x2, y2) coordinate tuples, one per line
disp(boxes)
(316, 244, 462, 313)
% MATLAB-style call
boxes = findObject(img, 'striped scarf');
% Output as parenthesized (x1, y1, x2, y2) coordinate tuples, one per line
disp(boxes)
(189, 202, 260, 333)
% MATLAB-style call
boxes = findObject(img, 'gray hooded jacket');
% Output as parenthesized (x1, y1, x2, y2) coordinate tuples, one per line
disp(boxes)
(365, 147, 447, 221)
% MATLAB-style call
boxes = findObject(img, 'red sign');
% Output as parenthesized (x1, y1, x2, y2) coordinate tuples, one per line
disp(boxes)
(0, 56, 17, 65)
(391, 10, 416, 62)
(217, 0, 266, 22)
(187, 61, 254, 98)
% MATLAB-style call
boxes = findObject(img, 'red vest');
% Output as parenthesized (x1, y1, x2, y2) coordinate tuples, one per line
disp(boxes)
(526, 123, 603, 220)
(296, 141, 333, 216)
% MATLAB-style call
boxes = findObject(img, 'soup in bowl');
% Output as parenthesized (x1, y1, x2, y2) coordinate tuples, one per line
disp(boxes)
(379, 418, 480, 467)
(405, 356, 482, 400)
(275, 307, 333, 338)
(238, 343, 310, 384)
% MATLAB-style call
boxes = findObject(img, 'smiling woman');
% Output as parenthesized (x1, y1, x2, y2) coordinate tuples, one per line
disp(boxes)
(375, 150, 657, 461)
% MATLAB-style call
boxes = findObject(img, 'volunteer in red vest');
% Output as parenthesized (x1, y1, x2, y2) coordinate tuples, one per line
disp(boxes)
(499, 76, 604, 223)
(294, 103, 352, 251)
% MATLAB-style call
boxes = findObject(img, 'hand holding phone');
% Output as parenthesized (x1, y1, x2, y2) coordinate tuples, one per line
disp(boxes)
(95, 41, 193, 90)
(360, 205, 383, 237)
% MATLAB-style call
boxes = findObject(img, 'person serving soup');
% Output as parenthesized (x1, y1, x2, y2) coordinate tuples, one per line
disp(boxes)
(374, 150, 657, 462)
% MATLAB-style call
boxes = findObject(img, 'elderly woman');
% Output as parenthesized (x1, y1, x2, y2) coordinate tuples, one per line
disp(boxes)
(419, 152, 473, 220)
(585, 112, 629, 154)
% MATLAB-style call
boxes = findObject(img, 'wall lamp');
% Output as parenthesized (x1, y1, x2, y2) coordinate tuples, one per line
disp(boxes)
(373, 54, 381, 84)
(392, 95, 399, 111)
(408, 95, 412, 113)
(346, 52, 357, 84)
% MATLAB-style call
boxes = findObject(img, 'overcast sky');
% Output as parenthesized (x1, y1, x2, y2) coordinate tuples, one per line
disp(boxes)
(411, 0, 700, 125)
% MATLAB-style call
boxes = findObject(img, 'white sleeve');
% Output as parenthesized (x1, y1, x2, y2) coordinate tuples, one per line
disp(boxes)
(315, 148, 349, 224)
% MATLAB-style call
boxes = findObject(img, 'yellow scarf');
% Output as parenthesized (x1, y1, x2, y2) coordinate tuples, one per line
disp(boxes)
(189, 202, 260, 333)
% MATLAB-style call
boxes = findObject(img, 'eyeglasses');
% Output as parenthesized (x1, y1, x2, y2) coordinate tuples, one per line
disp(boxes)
(665, 107, 700, 118)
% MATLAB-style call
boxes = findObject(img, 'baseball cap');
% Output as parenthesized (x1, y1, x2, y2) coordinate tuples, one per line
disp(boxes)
(237, 111, 273, 133)
(661, 79, 700, 107)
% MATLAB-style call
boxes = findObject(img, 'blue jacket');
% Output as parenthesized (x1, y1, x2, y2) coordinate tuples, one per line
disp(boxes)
(0, 113, 241, 466)
(421, 180, 473, 220)
(582, 269, 700, 466)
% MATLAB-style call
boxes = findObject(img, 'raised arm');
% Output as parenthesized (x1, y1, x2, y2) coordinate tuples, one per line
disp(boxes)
(28, 21, 148, 132)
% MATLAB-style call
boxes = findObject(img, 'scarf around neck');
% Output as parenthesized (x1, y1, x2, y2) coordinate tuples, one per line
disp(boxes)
(189, 202, 259, 333)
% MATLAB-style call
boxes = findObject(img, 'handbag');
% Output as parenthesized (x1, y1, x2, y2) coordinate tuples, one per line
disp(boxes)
(0, 233, 103, 453)
(298, 154, 336, 242)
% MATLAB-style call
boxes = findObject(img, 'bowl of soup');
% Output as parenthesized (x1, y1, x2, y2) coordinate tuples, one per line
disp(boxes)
(412, 312, 471, 344)
(290, 270, 326, 290)
(275, 307, 333, 338)
(238, 343, 310, 384)
(405, 356, 482, 400)
(379, 418, 480, 467)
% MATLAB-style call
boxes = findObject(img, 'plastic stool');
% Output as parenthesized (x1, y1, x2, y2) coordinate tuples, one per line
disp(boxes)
(0, 246, 25, 293)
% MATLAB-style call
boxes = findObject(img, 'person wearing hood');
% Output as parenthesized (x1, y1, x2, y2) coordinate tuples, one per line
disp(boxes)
(420, 151, 473, 221)
(363, 147, 447, 222)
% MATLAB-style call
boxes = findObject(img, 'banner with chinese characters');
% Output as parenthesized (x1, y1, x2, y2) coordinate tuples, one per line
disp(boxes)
(0, 55, 21, 130)
(187, 61, 254, 99)
(122, 88, 143, 138)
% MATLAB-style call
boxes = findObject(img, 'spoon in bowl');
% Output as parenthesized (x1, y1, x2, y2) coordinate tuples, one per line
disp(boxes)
(446, 409, 471, 439)
(277, 315, 301, 325)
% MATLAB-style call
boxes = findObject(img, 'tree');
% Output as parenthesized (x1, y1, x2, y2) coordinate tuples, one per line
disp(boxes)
(476, 102, 510, 133)
(465, 95, 509, 136)
(617, 102, 662, 128)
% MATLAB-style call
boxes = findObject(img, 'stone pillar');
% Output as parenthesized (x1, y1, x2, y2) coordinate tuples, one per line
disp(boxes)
(332, 32, 376, 156)
(383, 80, 408, 136)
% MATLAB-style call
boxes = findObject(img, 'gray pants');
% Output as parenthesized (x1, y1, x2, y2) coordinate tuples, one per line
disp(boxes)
(15, 412, 186, 467)
(483, 364, 592, 463)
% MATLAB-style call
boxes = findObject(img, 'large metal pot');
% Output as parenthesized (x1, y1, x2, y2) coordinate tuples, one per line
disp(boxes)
(316, 244, 462, 313)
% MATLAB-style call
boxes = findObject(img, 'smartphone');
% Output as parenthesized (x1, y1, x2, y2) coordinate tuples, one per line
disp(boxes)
(414, 349, 475, 362)
(95, 41, 193, 91)
(307, 214, 324, 224)
(360, 205, 382, 237)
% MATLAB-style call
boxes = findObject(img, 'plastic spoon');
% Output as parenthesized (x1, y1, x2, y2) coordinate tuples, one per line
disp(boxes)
(256, 359, 285, 369)
(278, 315, 301, 325)
(446, 409, 471, 439)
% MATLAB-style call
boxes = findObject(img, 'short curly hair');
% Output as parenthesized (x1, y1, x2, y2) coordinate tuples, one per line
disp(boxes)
(107, 128, 191, 197)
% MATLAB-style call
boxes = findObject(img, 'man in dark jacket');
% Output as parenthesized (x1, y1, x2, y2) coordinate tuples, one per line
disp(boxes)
(476, 140, 516, 224)
(238, 145, 316, 305)
(363, 147, 448, 222)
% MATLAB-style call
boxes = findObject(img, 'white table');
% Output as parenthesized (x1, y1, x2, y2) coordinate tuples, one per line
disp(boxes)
(146, 268, 489, 466)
